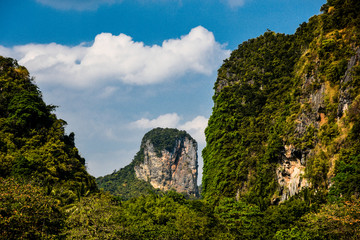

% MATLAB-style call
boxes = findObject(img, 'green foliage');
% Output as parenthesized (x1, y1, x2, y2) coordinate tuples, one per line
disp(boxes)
(324, 60, 348, 84)
(294, 124, 318, 151)
(7, 91, 53, 132)
(203, 30, 302, 205)
(96, 162, 156, 200)
(321, 0, 360, 32)
(330, 146, 360, 199)
(64, 193, 124, 239)
(203, 0, 360, 212)
(317, 29, 354, 86)
(0, 56, 97, 202)
(66, 191, 216, 239)
(319, 122, 339, 145)
(328, 98, 360, 199)
(274, 227, 311, 240)
(261, 198, 311, 238)
(117, 192, 214, 239)
(293, 199, 360, 239)
(2, 1, 360, 239)
(141, 127, 194, 158)
(214, 198, 262, 239)
(0, 178, 65, 239)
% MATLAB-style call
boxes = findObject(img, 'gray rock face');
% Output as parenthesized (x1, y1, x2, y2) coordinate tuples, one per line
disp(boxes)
(276, 145, 309, 203)
(134, 137, 199, 197)
(278, 47, 360, 202)
(337, 48, 360, 118)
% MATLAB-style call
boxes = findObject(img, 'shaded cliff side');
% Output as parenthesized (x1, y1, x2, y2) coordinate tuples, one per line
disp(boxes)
(202, 0, 360, 206)
(97, 128, 199, 199)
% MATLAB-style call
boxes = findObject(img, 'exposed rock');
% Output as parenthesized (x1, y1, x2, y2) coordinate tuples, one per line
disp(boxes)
(216, 78, 230, 93)
(282, 47, 360, 202)
(134, 129, 199, 197)
(337, 48, 360, 118)
(276, 145, 309, 203)
(297, 79, 326, 135)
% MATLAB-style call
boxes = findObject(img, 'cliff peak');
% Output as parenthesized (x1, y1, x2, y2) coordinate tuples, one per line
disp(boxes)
(135, 128, 199, 197)
(96, 128, 199, 199)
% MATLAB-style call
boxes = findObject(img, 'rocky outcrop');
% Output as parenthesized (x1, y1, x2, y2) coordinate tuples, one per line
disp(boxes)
(277, 46, 360, 202)
(337, 48, 360, 118)
(134, 128, 199, 197)
(275, 145, 309, 203)
(280, 76, 326, 202)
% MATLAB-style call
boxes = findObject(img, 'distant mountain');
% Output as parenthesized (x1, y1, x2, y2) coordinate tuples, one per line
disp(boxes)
(96, 128, 199, 199)
(202, 0, 360, 206)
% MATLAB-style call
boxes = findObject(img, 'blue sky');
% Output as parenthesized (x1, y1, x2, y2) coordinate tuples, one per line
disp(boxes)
(0, 0, 326, 181)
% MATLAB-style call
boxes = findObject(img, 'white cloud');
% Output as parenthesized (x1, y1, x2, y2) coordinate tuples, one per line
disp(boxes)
(131, 113, 181, 129)
(0, 26, 229, 88)
(131, 113, 208, 145)
(0, 46, 13, 58)
(179, 116, 208, 144)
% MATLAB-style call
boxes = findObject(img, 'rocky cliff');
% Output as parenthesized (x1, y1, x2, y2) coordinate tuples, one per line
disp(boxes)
(96, 128, 199, 199)
(202, 0, 360, 205)
(134, 129, 198, 196)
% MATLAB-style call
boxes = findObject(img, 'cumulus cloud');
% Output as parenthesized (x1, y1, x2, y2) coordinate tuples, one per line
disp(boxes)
(0, 26, 229, 88)
(179, 116, 208, 144)
(0, 46, 13, 58)
(131, 113, 208, 145)
(132, 113, 181, 129)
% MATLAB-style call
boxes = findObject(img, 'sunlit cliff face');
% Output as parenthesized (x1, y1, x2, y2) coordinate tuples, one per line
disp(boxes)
(135, 138, 199, 197)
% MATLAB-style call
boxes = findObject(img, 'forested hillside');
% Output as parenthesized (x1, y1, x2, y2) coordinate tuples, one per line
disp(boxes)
(1, 0, 360, 239)
(95, 151, 156, 200)
(0, 56, 97, 238)
(203, 0, 360, 206)
(0, 57, 97, 194)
